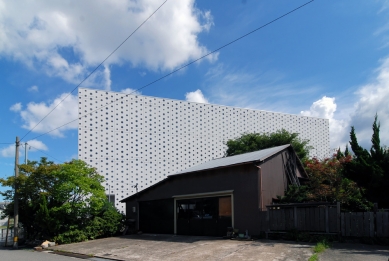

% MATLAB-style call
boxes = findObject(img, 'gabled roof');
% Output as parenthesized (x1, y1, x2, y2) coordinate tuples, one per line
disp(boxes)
(121, 144, 292, 202)
(171, 144, 291, 176)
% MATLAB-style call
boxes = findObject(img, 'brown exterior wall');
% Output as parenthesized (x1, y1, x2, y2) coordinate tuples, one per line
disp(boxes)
(260, 151, 289, 207)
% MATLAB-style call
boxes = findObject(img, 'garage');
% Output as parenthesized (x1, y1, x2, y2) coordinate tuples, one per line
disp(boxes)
(122, 145, 307, 236)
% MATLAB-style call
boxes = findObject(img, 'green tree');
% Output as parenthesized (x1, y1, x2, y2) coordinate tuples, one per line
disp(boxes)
(225, 129, 312, 160)
(344, 115, 389, 208)
(0, 158, 123, 243)
(278, 155, 372, 211)
(304, 155, 371, 211)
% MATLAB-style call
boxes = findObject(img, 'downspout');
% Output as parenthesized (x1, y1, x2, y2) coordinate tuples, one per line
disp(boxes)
(255, 165, 264, 211)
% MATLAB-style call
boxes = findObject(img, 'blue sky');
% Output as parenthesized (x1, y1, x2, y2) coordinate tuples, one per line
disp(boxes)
(1, 0, 389, 198)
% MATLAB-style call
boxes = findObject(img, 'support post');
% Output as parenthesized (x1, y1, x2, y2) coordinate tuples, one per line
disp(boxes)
(13, 136, 19, 248)
(24, 142, 28, 164)
(4, 216, 10, 247)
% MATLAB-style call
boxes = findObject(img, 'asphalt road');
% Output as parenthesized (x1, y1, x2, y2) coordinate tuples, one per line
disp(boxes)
(0, 248, 79, 261)
(0, 247, 116, 261)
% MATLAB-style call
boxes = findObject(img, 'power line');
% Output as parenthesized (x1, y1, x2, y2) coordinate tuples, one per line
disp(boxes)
(0, 143, 13, 145)
(28, 0, 314, 141)
(20, 0, 168, 142)
(28, 145, 64, 163)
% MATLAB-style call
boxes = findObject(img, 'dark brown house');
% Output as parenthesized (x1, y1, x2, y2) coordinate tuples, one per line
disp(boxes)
(121, 144, 307, 236)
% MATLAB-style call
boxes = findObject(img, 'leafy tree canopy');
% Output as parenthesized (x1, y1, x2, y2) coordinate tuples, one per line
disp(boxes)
(225, 129, 312, 160)
(0, 158, 123, 244)
(278, 155, 372, 211)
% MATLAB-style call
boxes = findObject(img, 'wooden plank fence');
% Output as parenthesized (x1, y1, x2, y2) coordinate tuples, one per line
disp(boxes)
(260, 203, 389, 238)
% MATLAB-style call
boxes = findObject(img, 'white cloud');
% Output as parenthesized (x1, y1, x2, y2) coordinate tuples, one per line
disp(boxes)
(28, 85, 38, 92)
(16, 93, 78, 137)
(10, 103, 22, 112)
(185, 89, 209, 103)
(0, 144, 15, 157)
(121, 88, 141, 95)
(0, 139, 47, 158)
(103, 65, 111, 91)
(301, 96, 348, 150)
(27, 139, 48, 152)
(347, 57, 389, 148)
(0, 0, 216, 86)
(301, 96, 336, 119)
(301, 56, 389, 151)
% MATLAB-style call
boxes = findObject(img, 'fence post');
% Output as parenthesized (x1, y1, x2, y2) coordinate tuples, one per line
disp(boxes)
(373, 203, 378, 237)
(293, 206, 297, 230)
(337, 202, 340, 235)
(325, 205, 329, 233)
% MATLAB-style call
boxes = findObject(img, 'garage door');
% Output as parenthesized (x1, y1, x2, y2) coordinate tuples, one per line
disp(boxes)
(176, 196, 232, 237)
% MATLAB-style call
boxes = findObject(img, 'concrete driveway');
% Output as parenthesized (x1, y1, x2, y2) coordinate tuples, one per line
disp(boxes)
(49, 234, 389, 261)
(50, 234, 314, 261)
(320, 242, 389, 261)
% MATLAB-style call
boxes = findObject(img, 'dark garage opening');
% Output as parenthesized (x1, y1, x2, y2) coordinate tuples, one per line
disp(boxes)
(139, 199, 174, 234)
(176, 196, 232, 236)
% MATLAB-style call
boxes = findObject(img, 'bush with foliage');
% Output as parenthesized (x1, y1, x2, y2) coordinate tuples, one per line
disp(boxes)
(278, 155, 372, 211)
(304, 155, 372, 211)
(0, 158, 124, 244)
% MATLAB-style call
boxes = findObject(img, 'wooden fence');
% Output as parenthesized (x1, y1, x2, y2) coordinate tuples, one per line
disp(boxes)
(259, 203, 389, 238)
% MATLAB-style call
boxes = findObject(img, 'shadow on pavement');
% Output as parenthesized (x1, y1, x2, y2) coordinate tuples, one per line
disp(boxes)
(119, 234, 225, 243)
(327, 242, 389, 257)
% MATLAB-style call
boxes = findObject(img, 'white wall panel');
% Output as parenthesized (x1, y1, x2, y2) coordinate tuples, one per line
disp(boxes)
(78, 87, 330, 212)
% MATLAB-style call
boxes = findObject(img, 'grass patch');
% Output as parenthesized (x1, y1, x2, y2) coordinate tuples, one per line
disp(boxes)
(313, 240, 329, 253)
(308, 239, 330, 261)
(308, 253, 319, 261)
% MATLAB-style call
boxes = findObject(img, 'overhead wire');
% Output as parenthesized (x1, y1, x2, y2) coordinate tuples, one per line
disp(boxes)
(27, 144, 64, 163)
(19, 0, 168, 142)
(28, 0, 315, 141)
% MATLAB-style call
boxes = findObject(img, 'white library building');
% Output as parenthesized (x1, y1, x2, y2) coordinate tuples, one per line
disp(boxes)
(78, 87, 330, 212)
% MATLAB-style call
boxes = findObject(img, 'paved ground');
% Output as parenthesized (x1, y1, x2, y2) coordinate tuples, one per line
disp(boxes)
(50, 234, 314, 261)
(321, 242, 389, 261)
(0, 247, 83, 261)
(37, 234, 389, 261)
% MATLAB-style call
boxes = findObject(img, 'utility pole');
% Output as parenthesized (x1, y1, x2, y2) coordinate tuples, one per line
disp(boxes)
(13, 136, 19, 248)
(24, 142, 28, 164)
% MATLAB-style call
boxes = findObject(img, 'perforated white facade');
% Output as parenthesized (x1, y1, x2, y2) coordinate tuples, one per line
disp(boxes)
(78, 87, 329, 211)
